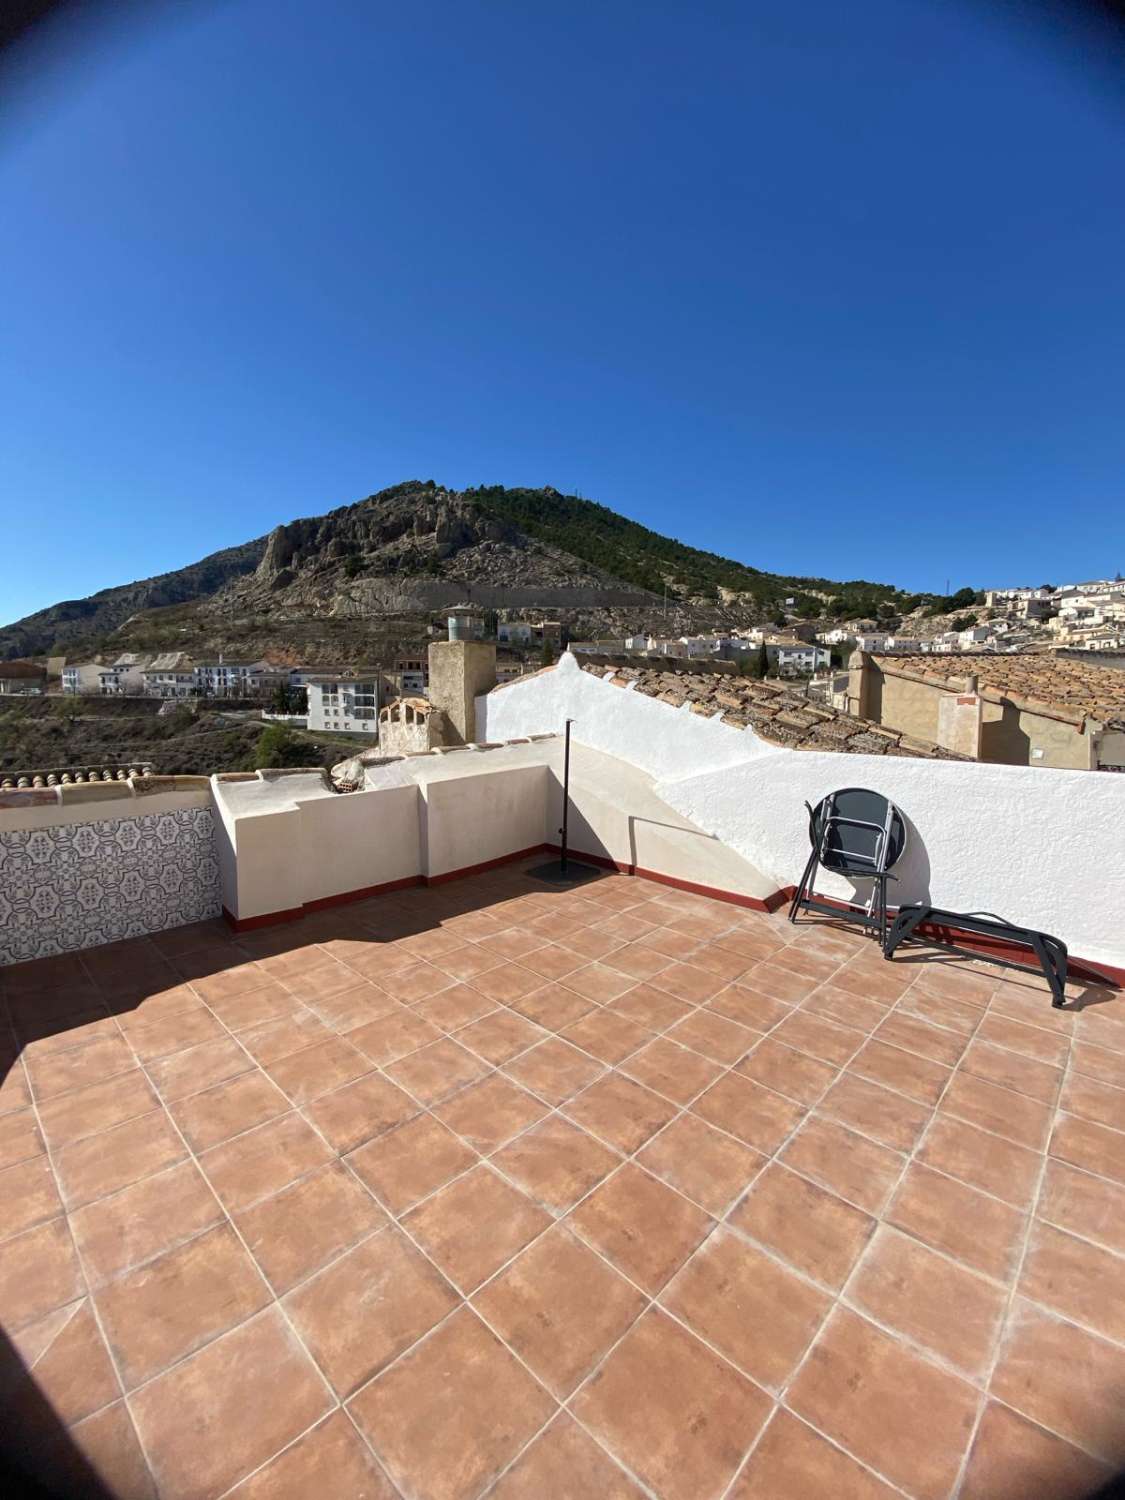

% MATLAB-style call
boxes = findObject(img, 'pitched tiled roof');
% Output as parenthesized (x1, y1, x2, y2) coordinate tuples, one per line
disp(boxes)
(872, 652, 1125, 728)
(580, 663, 964, 758)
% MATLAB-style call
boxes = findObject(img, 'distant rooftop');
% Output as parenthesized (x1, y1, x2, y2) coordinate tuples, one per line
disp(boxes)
(581, 662, 964, 758)
(873, 651, 1125, 727)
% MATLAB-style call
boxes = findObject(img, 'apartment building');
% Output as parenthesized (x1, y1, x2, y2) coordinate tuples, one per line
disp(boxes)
(141, 653, 197, 698)
(306, 673, 380, 734)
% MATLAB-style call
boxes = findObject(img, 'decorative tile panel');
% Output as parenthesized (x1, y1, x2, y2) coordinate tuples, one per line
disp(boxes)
(0, 807, 222, 965)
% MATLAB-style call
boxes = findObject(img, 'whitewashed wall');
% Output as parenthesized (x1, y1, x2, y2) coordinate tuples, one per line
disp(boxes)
(480, 654, 1125, 970)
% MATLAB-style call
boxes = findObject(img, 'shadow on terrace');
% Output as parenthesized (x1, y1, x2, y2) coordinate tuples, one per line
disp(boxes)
(2, 856, 1124, 1500)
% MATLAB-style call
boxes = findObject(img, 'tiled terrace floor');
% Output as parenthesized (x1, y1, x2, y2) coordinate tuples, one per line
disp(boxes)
(1, 862, 1124, 1500)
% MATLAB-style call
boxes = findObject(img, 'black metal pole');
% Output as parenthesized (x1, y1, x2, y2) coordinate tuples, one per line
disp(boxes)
(559, 718, 573, 872)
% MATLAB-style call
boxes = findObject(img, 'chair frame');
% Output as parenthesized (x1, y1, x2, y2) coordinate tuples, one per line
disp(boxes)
(788, 789, 903, 948)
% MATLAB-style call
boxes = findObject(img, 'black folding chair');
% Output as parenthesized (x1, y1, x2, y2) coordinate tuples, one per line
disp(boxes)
(788, 787, 907, 948)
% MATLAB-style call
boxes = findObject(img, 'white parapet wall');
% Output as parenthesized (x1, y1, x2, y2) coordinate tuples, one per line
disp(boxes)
(479, 653, 1125, 973)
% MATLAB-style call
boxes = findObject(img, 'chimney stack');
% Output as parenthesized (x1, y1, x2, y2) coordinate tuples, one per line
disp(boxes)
(427, 641, 497, 745)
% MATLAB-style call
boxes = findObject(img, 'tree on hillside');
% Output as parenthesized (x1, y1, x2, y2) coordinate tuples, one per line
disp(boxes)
(255, 725, 309, 769)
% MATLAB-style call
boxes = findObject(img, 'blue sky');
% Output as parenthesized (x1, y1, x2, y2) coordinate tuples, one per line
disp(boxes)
(2, 0, 1122, 622)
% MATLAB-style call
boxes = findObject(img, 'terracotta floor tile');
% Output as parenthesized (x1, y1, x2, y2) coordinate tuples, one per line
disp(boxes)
(1061, 1070, 1125, 1133)
(573, 1307, 771, 1500)
(991, 1300, 1125, 1463)
(71, 1159, 222, 1286)
(129, 1306, 334, 1500)
(873, 1009, 969, 1067)
(511, 942, 584, 982)
(478, 927, 550, 961)
(888, 1162, 1026, 1281)
(739, 960, 822, 1007)
(122, 1005, 227, 1063)
(608, 981, 693, 1031)
(940, 1070, 1054, 1151)
(648, 961, 727, 1005)
(562, 962, 638, 1004)
(454, 1006, 546, 1065)
(685, 943, 755, 984)
(817, 1071, 932, 1154)
(226, 1410, 398, 1499)
(802, 984, 888, 1035)
(383, 1037, 489, 1106)
(911, 962, 995, 1007)
(347, 1113, 477, 1215)
(788, 1306, 977, 1500)
(567, 1162, 712, 1294)
(307, 980, 401, 1033)
(990, 983, 1077, 1035)
(493, 1115, 620, 1214)
(205, 980, 304, 1032)
(897, 984, 987, 1038)
(1, 1155, 63, 1241)
(25, 1033, 140, 1102)
(731, 1407, 899, 1499)
(283, 958, 378, 1007)
(634, 925, 704, 963)
(200, 1111, 333, 1212)
(507, 981, 597, 1031)
(285, 1228, 457, 1397)
(236, 1010, 332, 1066)
(404, 1163, 550, 1293)
(468, 961, 542, 1004)
(831, 959, 915, 1006)
(264, 1036, 372, 1106)
(961, 1038, 1064, 1106)
(665, 1007, 756, 1064)
(846, 1037, 951, 1106)
(977, 1013, 1070, 1067)
(769, 1009, 865, 1067)
(620, 1036, 723, 1104)
(348, 1306, 555, 1500)
(849, 1225, 1006, 1379)
(0, 1055, 30, 1114)
(376, 962, 458, 1005)
(38, 1401, 156, 1500)
(434, 1072, 547, 1153)
(915, 1113, 1042, 1209)
(504, 1037, 605, 1105)
(489, 1413, 646, 1499)
(637, 1111, 764, 1214)
(0, 1216, 84, 1331)
(1069, 1037, 1125, 1090)
(560, 1007, 652, 1064)
(171, 1069, 289, 1152)
(564, 1071, 677, 1154)
(95, 1222, 269, 1389)
(605, 940, 675, 981)
(430, 941, 505, 983)
(691, 1072, 805, 1154)
(236, 1161, 386, 1293)
(1037, 1157, 1125, 1254)
(414, 982, 497, 1032)
(960, 1399, 1111, 1500)
(348, 1007, 443, 1065)
(1019, 1219, 1125, 1342)
(596, 910, 661, 943)
(6, 1299, 119, 1428)
(1049, 1111, 1125, 1187)
(779, 1115, 904, 1215)
(728, 1163, 874, 1290)
(0, 1106, 44, 1170)
(735, 1037, 836, 1106)
(474, 1225, 646, 1398)
(566, 925, 628, 961)
(304, 1070, 419, 1154)
(38, 1068, 159, 1151)
(705, 981, 792, 1033)
(147, 1036, 253, 1102)
(663, 1226, 829, 1390)
(53, 1109, 187, 1211)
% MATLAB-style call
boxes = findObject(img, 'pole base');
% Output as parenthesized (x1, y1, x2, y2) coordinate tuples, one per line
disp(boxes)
(526, 859, 602, 886)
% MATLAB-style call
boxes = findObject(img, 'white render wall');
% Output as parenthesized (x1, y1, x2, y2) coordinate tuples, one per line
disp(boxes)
(480, 654, 1125, 971)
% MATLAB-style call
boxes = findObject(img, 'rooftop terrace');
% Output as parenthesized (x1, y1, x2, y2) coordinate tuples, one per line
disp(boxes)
(2, 861, 1124, 1499)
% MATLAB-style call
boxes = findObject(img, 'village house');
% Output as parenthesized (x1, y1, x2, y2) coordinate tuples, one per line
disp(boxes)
(141, 652, 197, 698)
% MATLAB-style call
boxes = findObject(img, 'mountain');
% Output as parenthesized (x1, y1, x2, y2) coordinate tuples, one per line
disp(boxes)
(0, 481, 913, 660)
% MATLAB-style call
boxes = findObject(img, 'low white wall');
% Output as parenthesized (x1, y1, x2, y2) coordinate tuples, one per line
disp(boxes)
(480, 651, 776, 781)
(212, 775, 421, 921)
(421, 763, 548, 879)
(0, 788, 222, 965)
(480, 656, 1125, 970)
(662, 754, 1125, 969)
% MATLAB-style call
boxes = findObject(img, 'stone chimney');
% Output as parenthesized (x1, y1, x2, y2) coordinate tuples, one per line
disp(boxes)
(427, 641, 497, 745)
(936, 680, 983, 759)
